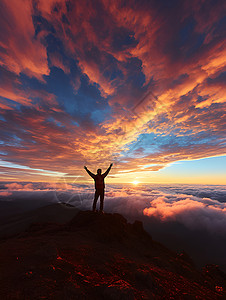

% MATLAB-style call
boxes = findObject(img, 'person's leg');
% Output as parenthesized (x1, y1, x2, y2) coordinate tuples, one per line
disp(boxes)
(92, 190, 99, 212)
(99, 189, 105, 212)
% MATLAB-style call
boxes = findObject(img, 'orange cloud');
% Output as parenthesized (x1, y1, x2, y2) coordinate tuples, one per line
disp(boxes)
(0, 0, 49, 80)
(0, 87, 32, 106)
(49, 52, 70, 74)
(0, 191, 12, 197)
(0, 100, 14, 110)
(5, 183, 24, 190)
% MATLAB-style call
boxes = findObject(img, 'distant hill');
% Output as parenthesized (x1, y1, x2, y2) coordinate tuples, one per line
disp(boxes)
(0, 203, 79, 238)
(0, 210, 225, 299)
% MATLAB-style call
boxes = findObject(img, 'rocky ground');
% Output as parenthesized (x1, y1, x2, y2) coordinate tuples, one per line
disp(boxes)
(0, 210, 225, 299)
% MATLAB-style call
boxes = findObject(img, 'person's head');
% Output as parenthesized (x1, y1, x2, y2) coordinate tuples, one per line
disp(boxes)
(97, 169, 102, 175)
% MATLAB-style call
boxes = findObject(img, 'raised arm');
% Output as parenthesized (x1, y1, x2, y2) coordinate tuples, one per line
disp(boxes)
(84, 166, 95, 179)
(102, 163, 113, 178)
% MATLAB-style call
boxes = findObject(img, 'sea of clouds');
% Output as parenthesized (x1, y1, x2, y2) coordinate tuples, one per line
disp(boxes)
(1, 182, 226, 233)
(1, 181, 226, 270)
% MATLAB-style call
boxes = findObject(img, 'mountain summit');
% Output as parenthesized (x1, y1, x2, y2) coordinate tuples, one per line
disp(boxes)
(0, 210, 225, 299)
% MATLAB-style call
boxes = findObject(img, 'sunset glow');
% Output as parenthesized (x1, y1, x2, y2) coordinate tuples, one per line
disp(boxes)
(132, 180, 140, 186)
(0, 0, 225, 184)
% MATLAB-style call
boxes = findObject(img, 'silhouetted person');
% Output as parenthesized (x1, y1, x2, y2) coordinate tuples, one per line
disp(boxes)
(84, 163, 113, 213)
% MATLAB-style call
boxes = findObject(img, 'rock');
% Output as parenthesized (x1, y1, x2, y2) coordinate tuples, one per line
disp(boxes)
(33, 244, 58, 261)
(135, 269, 155, 289)
(103, 280, 135, 300)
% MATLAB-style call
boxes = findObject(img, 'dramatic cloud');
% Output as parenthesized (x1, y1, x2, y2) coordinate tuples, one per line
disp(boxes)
(0, 0, 225, 182)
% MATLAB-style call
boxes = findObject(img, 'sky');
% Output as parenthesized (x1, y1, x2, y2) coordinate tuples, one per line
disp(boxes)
(0, 0, 226, 184)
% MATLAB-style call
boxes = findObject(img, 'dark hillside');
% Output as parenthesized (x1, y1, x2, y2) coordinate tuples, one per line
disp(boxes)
(0, 210, 225, 299)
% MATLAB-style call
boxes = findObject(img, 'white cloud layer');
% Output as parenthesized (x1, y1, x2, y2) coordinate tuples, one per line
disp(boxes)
(1, 182, 226, 235)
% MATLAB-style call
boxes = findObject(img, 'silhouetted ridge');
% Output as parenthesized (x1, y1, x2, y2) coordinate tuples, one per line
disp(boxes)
(68, 211, 152, 244)
(0, 210, 225, 299)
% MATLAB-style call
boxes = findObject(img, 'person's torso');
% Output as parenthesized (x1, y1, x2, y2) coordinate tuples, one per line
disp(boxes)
(94, 174, 105, 189)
